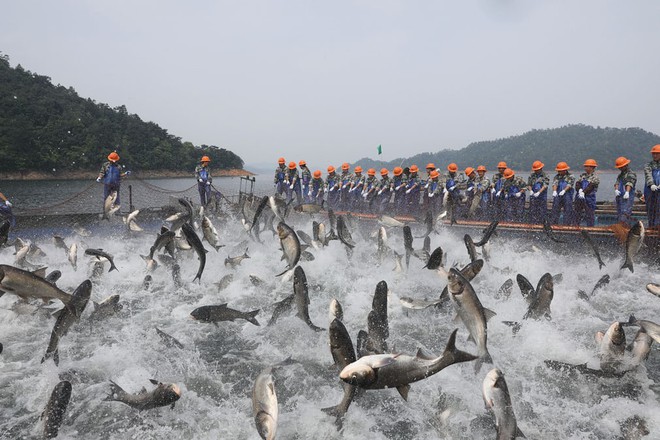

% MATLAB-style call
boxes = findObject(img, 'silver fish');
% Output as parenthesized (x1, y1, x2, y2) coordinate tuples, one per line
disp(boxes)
(0, 265, 71, 304)
(482, 368, 524, 440)
(595, 321, 626, 372)
(621, 221, 644, 273)
(104, 379, 181, 410)
(42, 380, 72, 439)
(276, 222, 300, 276)
(252, 369, 278, 440)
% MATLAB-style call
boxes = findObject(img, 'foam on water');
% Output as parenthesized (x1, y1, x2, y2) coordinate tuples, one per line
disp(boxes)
(0, 210, 658, 439)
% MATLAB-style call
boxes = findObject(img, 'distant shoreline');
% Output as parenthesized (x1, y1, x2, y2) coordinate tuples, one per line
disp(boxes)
(0, 168, 256, 181)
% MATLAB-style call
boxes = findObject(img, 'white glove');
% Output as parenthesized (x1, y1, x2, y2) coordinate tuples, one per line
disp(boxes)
(552, 191, 558, 197)
(443, 188, 448, 194)
(405, 189, 411, 194)
(490, 188, 496, 194)
(467, 187, 474, 192)
(206, 181, 211, 186)
(363, 193, 368, 199)
(329, 186, 335, 192)
(448, 186, 456, 191)
(96, 177, 101, 183)
(424, 183, 429, 189)
(124, 170, 131, 176)
(289, 184, 294, 189)
(198, 178, 203, 183)
(615, 189, 621, 197)
(5, 201, 11, 207)
(623, 191, 630, 200)
(558, 190, 566, 196)
(395, 185, 402, 191)
(515, 192, 522, 198)
(496, 191, 502, 197)
(533, 191, 540, 197)
(308, 191, 312, 197)
(377, 190, 383, 195)
(349, 187, 354, 193)
(651, 184, 658, 191)
(429, 193, 435, 198)
(527, 189, 533, 196)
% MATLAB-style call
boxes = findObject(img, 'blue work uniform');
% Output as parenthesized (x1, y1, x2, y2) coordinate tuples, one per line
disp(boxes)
(273, 165, 287, 196)
(195, 164, 212, 206)
(300, 167, 312, 203)
(527, 171, 549, 224)
(0, 200, 14, 227)
(573, 172, 599, 226)
(615, 168, 637, 226)
(405, 173, 421, 216)
(339, 171, 353, 210)
(325, 172, 340, 209)
(426, 178, 443, 218)
(475, 175, 490, 220)
(491, 172, 506, 221)
(309, 177, 324, 205)
(377, 176, 393, 214)
(362, 176, 378, 212)
(286, 168, 302, 205)
(445, 172, 464, 220)
(393, 174, 408, 215)
(503, 176, 527, 222)
(550, 172, 575, 225)
(99, 161, 123, 206)
(350, 173, 366, 211)
(643, 159, 660, 227)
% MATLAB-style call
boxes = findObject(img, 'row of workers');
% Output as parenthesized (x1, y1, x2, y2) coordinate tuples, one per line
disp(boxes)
(274, 145, 660, 228)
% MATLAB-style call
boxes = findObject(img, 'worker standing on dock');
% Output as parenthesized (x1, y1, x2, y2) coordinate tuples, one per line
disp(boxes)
(325, 165, 340, 209)
(614, 156, 637, 226)
(462, 167, 478, 218)
(0, 192, 14, 226)
(339, 163, 352, 210)
(573, 159, 599, 226)
(475, 165, 490, 220)
(550, 162, 575, 225)
(422, 163, 436, 217)
(194, 155, 212, 207)
(362, 168, 379, 212)
(426, 169, 443, 218)
(376, 168, 393, 214)
(490, 162, 508, 221)
(393, 166, 407, 214)
(405, 165, 422, 216)
(285, 161, 302, 205)
(643, 145, 660, 227)
(309, 170, 324, 205)
(349, 166, 366, 211)
(527, 161, 549, 224)
(502, 168, 528, 222)
(444, 163, 464, 220)
(299, 160, 312, 203)
(273, 157, 287, 197)
(96, 151, 130, 210)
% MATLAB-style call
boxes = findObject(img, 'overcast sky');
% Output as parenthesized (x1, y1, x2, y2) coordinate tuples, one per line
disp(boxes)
(2, 1, 660, 170)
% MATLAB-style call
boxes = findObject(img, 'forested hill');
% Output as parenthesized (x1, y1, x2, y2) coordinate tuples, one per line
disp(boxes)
(356, 125, 660, 172)
(0, 54, 243, 173)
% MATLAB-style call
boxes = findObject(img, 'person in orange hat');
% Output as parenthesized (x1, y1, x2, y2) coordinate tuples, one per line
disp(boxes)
(392, 166, 407, 214)
(550, 161, 575, 225)
(325, 165, 340, 209)
(194, 155, 214, 206)
(0, 191, 15, 227)
(501, 168, 528, 222)
(490, 161, 508, 221)
(349, 166, 366, 211)
(527, 161, 549, 224)
(643, 145, 660, 227)
(426, 169, 443, 217)
(461, 167, 478, 218)
(361, 168, 379, 212)
(405, 164, 422, 215)
(475, 165, 490, 219)
(299, 160, 312, 203)
(422, 163, 437, 215)
(309, 170, 324, 205)
(444, 163, 464, 218)
(285, 161, 302, 205)
(273, 157, 287, 196)
(613, 156, 636, 225)
(376, 168, 393, 214)
(96, 150, 130, 210)
(573, 159, 600, 226)
(339, 163, 353, 210)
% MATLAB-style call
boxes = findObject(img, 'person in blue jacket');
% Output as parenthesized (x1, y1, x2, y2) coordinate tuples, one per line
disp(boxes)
(405, 165, 422, 215)
(502, 168, 527, 222)
(325, 165, 340, 209)
(392, 167, 407, 214)
(309, 170, 324, 205)
(194, 155, 213, 206)
(376, 168, 393, 214)
(550, 161, 575, 225)
(613, 156, 637, 226)
(426, 169, 443, 218)
(273, 157, 287, 196)
(643, 145, 660, 228)
(96, 151, 130, 208)
(445, 163, 464, 219)
(0, 192, 14, 226)
(573, 159, 599, 226)
(527, 160, 549, 224)
(490, 161, 508, 221)
(299, 160, 312, 203)
(339, 163, 353, 210)
(285, 161, 302, 205)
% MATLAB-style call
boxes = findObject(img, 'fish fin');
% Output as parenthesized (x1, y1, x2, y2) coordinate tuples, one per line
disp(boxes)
(51, 308, 64, 319)
(321, 404, 345, 429)
(442, 329, 479, 364)
(415, 348, 436, 361)
(620, 260, 634, 273)
(516, 426, 526, 438)
(467, 334, 475, 344)
(246, 309, 260, 326)
(274, 267, 290, 277)
(370, 355, 399, 369)
(32, 267, 48, 278)
(483, 308, 497, 321)
(149, 379, 159, 385)
(396, 384, 410, 401)
(452, 314, 461, 324)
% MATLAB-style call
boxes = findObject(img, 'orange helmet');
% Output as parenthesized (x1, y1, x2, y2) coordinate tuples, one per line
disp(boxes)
(464, 167, 475, 176)
(278, 157, 286, 164)
(531, 160, 544, 171)
(367, 168, 376, 176)
(201, 155, 211, 163)
(327, 165, 336, 173)
(426, 163, 436, 170)
(341, 162, 350, 171)
(615, 157, 630, 169)
(477, 165, 487, 172)
(651, 144, 660, 153)
(497, 161, 507, 169)
(393, 167, 403, 176)
(430, 170, 440, 179)
(313, 170, 322, 178)
(288, 161, 297, 169)
(380, 168, 389, 176)
(447, 163, 458, 173)
(108, 152, 120, 162)
(503, 168, 515, 179)
(555, 162, 569, 171)
(299, 160, 306, 166)
(354, 166, 363, 173)
(583, 159, 598, 167)
(410, 165, 419, 173)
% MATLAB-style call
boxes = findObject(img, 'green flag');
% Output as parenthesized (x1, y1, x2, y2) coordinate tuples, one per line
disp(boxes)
(377, 144, 382, 155)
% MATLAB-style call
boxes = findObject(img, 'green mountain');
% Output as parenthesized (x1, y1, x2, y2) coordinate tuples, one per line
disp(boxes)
(0, 53, 243, 173)
(356, 125, 660, 172)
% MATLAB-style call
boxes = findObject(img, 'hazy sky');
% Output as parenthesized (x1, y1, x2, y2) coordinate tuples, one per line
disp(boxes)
(2, 1, 660, 169)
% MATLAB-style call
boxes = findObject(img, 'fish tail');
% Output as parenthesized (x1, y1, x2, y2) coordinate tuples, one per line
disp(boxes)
(621, 259, 634, 273)
(443, 329, 479, 365)
(245, 309, 260, 326)
(103, 381, 125, 402)
(321, 405, 345, 430)
(474, 350, 494, 373)
(109, 263, 119, 273)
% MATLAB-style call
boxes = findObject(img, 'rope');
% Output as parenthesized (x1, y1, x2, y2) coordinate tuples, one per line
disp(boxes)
(15, 181, 98, 214)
